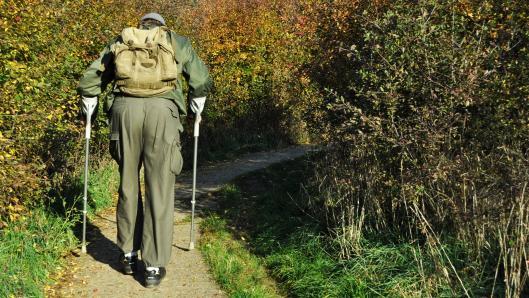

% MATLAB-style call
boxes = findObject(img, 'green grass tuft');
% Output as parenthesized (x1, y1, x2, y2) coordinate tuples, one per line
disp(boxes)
(200, 215, 282, 298)
(0, 209, 77, 297)
(86, 161, 119, 212)
(0, 159, 119, 297)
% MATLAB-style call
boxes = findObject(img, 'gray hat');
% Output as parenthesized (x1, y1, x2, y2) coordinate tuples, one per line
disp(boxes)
(140, 12, 166, 25)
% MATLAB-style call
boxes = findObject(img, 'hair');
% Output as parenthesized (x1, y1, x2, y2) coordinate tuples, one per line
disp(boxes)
(140, 19, 163, 28)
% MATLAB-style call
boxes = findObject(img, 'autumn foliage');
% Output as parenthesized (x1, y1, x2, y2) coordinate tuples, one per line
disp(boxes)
(303, 0, 529, 295)
(1, 0, 135, 223)
(1, 0, 529, 294)
(176, 0, 320, 152)
(0, 0, 317, 220)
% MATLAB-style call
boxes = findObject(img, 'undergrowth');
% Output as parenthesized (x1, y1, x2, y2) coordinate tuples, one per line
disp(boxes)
(199, 158, 489, 297)
(0, 159, 118, 297)
(0, 209, 76, 297)
(201, 214, 282, 298)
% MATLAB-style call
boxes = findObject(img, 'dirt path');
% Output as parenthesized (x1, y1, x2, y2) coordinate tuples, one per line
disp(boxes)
(53, 145, 314, 297)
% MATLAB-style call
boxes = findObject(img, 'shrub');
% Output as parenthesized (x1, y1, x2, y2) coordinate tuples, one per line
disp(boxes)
(177, 0, 320, 155)
(305, 0, 529, 295)
(0, 0, 136, 220)
(0, 0, 318, 221)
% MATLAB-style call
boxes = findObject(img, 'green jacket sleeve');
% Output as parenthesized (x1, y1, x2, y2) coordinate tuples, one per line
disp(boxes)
(77, 41, 116, 97)
(179, 37, 212, 100)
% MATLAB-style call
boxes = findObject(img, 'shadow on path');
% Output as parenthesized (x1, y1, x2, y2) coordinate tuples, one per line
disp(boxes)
(73, 218, 123, 274)
(56, 146, 315, 297)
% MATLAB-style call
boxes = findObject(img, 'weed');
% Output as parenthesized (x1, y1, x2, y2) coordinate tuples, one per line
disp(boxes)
(85, 160, 119, 213)
(199, 158, 497, 297)
(200, 215, 282, 298)
(0, 209, 76, 297)
(0, 159, 118, 296)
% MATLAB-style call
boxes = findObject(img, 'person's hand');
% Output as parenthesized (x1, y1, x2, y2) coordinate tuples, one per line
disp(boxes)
(81, 96, 98, 120)
(190, 97, 206, 115)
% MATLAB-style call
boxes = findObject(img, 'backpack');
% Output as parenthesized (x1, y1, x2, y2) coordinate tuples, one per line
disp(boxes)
(111, 26, 178, 97)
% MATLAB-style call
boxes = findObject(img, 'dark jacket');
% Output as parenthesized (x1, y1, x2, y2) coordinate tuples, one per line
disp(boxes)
(77, 26, 211, 115)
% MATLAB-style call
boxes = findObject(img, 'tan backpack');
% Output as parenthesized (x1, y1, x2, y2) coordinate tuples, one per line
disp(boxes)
(111, 26, 178, 97)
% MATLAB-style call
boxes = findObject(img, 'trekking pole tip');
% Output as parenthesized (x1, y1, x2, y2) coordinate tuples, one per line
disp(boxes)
(81, 245, 87, 254)
(188, 242, 195, 250)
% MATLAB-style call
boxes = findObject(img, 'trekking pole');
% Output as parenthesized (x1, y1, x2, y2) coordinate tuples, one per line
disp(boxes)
(189, 113, 201, 250)
(81, 103, 96, 254)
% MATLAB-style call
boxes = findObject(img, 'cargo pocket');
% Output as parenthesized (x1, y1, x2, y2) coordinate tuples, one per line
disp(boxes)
(170, 138, 183, 175)
(109, 134, 121, 164)
(168, 105, 184, 133)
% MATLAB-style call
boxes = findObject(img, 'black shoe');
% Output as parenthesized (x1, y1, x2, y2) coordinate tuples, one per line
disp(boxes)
(144, 267, 166, 288)
(119, 253, 138, 275)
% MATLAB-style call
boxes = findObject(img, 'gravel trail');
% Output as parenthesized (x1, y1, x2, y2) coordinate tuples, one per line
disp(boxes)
(53, 145, 313, 297)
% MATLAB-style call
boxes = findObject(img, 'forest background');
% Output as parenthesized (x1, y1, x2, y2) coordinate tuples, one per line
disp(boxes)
(1, 0, 528, 296)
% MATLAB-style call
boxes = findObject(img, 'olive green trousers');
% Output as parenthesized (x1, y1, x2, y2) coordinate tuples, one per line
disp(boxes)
(110, 96, 183, 267)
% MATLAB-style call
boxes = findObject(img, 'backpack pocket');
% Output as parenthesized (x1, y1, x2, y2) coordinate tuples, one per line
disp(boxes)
(112, 44, 133, 79)
(159, 43, 178, 81)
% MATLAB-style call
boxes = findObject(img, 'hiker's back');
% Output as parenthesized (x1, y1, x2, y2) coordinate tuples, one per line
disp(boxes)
(111, 26, 178, 97)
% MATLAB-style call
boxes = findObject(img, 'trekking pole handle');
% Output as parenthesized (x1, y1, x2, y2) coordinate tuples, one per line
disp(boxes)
(194, 114, 202, 137)
(84, 102, 97, 139)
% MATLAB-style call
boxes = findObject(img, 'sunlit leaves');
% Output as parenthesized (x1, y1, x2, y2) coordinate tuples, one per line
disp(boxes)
(0, 0, 139, 220)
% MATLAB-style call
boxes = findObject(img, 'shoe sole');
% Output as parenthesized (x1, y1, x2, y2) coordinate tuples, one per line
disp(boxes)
(144, 280, 161, 288)
(121, 263, 136, 275)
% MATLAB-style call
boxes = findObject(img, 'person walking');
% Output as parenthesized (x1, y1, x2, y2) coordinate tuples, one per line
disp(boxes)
(77, 12, 211, 288)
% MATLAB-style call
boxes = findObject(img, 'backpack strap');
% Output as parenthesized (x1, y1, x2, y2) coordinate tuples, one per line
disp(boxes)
(166, 30, 179, 64)
(116, 79, 174, 89)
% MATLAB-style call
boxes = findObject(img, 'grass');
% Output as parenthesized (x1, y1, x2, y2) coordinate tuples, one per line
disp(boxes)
(264, 236, 439, 297)
(199, 158, 469, 297)
(201, 215, 283, 298)
(85, 160, 119, 213)
(0, 209, 77, 297)
(0, 158, 119, 297)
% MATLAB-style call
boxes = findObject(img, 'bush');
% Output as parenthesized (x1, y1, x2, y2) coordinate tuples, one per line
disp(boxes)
(177, 0, 320, 157)
(0, 0, 318, 220)
(0, 0, 136, 220)
(304, 0, 529, 295)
